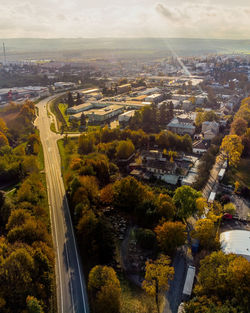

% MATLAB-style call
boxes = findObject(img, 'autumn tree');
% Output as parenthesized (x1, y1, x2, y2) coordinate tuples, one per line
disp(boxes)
(242, 128, 250, 156)
(88, 265, 121, 313)
(76, 92, 82, 105)
(220, 135, 243, 167)
(113, 176, 147, 213)
(26, 296, 44, 313)
(67, 92, 74, 107)
(100, 184, 114, 206)
(0, 131, 9, 147)
(142, 255, 174, 313)
(191, 218, 219, 250)
(173, 186, 201, 219)
(78, 134, 95, 154)
(115, 140, 135, 160)
(155, 221, 186, 255)
(194, 251, 250, 312)
(155, 193, 176, 220)
(0, 118, 8, 134)
(231, 117, 248, 136)
(159, 103, 168, 127)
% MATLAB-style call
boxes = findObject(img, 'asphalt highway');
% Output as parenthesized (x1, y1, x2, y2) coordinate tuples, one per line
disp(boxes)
(35, 96, 89, 313)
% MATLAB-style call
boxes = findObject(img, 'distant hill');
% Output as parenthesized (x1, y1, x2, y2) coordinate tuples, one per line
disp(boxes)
(1, 38, 250, 61)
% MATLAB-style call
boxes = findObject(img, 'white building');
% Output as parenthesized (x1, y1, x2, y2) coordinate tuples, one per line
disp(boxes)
(118, 110, 135, 123)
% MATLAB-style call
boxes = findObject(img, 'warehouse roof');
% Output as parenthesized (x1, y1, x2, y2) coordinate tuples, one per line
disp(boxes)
(220, 230, 250, 261)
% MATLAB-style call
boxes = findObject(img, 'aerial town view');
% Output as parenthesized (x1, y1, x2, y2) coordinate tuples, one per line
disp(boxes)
(0, 1, 250, 313)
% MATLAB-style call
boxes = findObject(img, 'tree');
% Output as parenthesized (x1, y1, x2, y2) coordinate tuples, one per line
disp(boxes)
(223, 202, 236, 215)
(77, 208, 98, 254)
(135, 228, 157, 249)
(115, 140, 135, 160)
(0, 131, 9, 147)
(159, 103, 168, 127)
(231, 117, 248, 136)
(113, 176, 148, 213)
(26, 296, 44, 313)
(155, 221, 186, 255)
(167, 101, 174, 122)
(67, 92, 74, 107)
(194, 251, 250, 312)
(142, 255, 174, 313)
(88, 265, 121, 313)
(191, 218, 218, 250)
(220, 135, 243, 167)
(78, 134, 95, 154)
(155, 194, 176, 220)
(100, 184, 114, 206)
(173, 186, 201, 219)
(242, 128, 250, 156)
(234, 181, 240, 193)
(0, 118, 8, 134)
(80, 113, 86, 130)
(76, 92, 82, 105)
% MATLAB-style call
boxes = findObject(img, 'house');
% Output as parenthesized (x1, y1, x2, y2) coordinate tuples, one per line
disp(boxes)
(145, 159, 177, 176)
(182, 100, 193, 111)
(167, 117, 195, 135)
(202, 121, 219, 140)
(192, 140, 209, 154)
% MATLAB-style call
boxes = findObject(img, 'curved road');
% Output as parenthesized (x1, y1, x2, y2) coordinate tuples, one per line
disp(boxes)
(35, 96, 89, 313)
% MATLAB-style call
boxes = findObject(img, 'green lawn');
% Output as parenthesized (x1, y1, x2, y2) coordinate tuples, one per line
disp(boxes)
(58, 102, 69, 126)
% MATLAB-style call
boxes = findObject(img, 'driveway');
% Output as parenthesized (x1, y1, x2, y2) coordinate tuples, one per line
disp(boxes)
(164, 248, 188, 313)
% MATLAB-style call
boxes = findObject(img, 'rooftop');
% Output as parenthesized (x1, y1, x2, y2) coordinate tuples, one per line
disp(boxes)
(220, 230, 250, 261)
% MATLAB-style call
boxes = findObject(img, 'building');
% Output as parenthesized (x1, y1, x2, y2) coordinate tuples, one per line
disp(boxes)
(145, 93, 163, 104)
(87, 104, 124, 123)
(202, 121, 219, 140)
(54, 82, 76, 89)
(141, 150, 178, 184)
(182, 100, 193, 111)
(167, 116, 195, 135)
(66, 102, 94, 114)
(192, 140, 209, 154)
(117, 84, 131, 94)
(220, 230, 250, 261)
(118, 110, 135, 124)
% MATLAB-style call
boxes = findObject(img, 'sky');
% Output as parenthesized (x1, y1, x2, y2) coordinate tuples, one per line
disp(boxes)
(0, 0, 250, 39)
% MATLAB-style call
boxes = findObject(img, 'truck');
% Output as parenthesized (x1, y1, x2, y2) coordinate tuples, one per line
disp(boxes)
(183, 265, 196, 297)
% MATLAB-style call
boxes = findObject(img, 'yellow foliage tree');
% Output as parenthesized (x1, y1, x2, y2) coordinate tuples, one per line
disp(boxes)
(142, 255, 174, 313)
(220, 135, 243, 167)
(88, 265, 121, 313)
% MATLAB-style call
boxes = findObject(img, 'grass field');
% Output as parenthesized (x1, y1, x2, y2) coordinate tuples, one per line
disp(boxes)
(58, 102, 69, 126)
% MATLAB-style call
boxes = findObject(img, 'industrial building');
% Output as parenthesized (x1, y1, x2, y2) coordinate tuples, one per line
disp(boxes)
(88, 104, 123, 123)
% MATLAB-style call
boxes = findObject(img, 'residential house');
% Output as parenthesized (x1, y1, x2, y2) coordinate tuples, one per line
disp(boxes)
(202, 121, 219, 140)
(167, 116, 195, 135)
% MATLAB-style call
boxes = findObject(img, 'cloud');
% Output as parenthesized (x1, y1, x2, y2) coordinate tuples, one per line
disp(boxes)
(0, 0, 249, 39)
(156, 3, 179, 21)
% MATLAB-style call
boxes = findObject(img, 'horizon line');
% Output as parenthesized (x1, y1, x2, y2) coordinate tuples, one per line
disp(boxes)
(1, 37, 250, 41)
